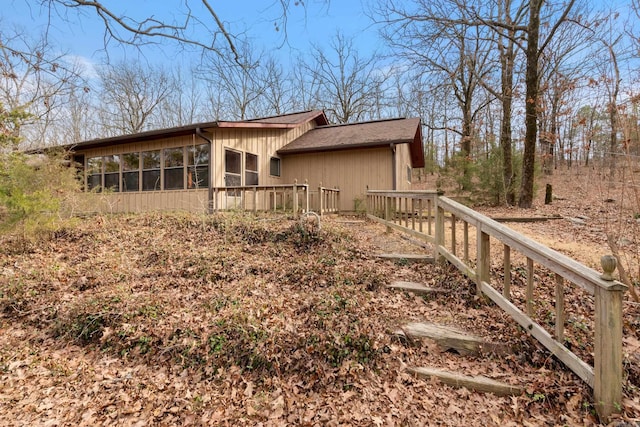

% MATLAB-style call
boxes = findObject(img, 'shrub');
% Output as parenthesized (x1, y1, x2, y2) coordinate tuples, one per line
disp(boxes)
(0, 103, 85, 241)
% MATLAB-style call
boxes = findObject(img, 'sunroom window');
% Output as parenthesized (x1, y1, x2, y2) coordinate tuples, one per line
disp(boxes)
(104, 155, 120, 192)
(122, 153, 140, 192)
(86, 156, 102, 191)
(187, 144, 209, 189)
(224, 149, 242, 187)
(245, 153, 258, 186)
(164, 147, 184, 190)
(142, 150, 161, 191)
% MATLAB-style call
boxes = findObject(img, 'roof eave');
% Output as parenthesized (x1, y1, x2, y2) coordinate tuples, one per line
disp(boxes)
(277, 139, 413, 155)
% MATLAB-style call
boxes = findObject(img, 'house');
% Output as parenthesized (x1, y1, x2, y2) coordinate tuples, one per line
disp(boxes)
(65, 110, 424, 213)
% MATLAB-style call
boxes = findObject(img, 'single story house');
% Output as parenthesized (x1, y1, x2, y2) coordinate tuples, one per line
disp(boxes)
(65, 110, 424, 213)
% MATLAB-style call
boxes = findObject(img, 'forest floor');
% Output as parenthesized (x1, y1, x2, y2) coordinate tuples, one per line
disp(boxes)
(0, 167, 639, 426)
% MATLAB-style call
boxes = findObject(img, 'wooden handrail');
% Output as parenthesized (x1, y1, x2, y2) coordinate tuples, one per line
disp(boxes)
(365, 190, 626, 422)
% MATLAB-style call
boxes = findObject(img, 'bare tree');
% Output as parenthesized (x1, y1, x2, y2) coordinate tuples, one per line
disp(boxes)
(0, 28, 85, 147)
(36, 1, 327, 64)
(97, 60, 171, 134)
(302, 33, 387, 124)
(199, 43, 271, 120)
(377, 1, 496, 188)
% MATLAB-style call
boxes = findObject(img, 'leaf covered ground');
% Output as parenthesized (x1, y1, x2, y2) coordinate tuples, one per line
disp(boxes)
(0, 212, 638, 425)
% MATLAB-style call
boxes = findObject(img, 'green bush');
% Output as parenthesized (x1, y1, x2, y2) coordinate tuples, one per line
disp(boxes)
(0, 103, 84, 241)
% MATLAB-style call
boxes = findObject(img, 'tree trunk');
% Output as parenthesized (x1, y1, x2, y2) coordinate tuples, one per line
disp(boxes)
(500, 2, 516, 206)
(518, 0, 542, 208)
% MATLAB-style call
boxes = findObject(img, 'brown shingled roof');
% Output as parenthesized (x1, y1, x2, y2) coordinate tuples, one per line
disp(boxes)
(238, 110, 328, 126)
(277, 117, 425, 168)
(50, 110, 328, 152)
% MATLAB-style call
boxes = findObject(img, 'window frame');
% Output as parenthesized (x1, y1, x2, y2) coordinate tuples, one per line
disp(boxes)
(224, 148, 242, 187)
(187, 143, 210, 189)
(122, 152, 140, 192)
(269, 157, 281, 178)
(86, 156, 103, 192)
(163, 147, 185, 190)
(141, 150, 161, 192)
(245, 152, 259, 186)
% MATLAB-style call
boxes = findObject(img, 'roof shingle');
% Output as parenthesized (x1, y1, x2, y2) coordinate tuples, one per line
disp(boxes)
(277, 118, 424, 167)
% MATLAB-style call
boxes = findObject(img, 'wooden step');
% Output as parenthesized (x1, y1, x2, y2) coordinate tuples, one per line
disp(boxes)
(387, 281, 449, 296)
(394, 322, 511, 356)
(376, 253, 435, 264)
(408, 367, 522, 396)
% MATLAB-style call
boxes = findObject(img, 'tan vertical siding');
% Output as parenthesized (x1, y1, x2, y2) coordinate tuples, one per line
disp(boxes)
(73, 120, 318, 213)
(395, 143, 413, 191)
(281, 147, 393, 212)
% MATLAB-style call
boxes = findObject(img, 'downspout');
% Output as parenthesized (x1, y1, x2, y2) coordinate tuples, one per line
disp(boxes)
(390, 143, 397, 190)
(196, 127, 213, 214)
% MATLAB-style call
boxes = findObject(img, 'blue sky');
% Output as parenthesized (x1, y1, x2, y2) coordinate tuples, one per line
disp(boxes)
(4, 1, 379, 73)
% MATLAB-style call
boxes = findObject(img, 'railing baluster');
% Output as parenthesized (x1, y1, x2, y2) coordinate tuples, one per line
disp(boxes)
(503, 245, 511, 300)
(463, 221, 469, 263)
(451, 214, 457, 257)
(427, 199, 432, 235)
(555, 273, 564, 341)
(526, 257, 534, 316)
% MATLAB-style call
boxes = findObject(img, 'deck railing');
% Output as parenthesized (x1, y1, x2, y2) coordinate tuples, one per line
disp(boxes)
(366, 190, 626, 422)
(318, 184, 340, 216)
(210, 182, 309, 217)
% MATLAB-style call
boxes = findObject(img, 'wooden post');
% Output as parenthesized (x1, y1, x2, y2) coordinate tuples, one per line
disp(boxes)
(477, 227, 490, 295)
(336, 187, 340, 214)
(594, 287, 623, 421)
(384, 196, 391, 234)
(411, 198, 416, 230)
(319, 183, 324, 216)
(545, 184, 553, 205)
(435, 198, 445, 263)
(305, 180, 309, 213)
(503, 245, 511, 299)
(418, 198, 423, 233)
(427, 199, 433, 235)
(293, 180, 299, 218)
(404, 197, 409, 227)
(253, 187, 257, 213)
(526, 258, 534, 316)
(555, 273, 564, 341)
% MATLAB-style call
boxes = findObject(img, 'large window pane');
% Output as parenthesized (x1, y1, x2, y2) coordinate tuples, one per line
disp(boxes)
(164, 168, 184, 190)
(164, 147, 184, 190)
(122, 153, 140, 192)
(87, 174, 101, 191)
(187, 144, 209, 189)
(104, 173, 120, 192)
(123, 172, 139, 192)
(104, 155, 120, 173)
(188, 166, 208, 189)
(142, 150, 160, 170)
(225, 174, 241, 187)
(87, 156, 102, 191)
(245, 152, 258, 185)
(245, 153, 258, 172)
(123, 153, 139, 171)
(188, 144, 209, 166)
(103, 155, 120, 192)
(164, 147, 184, 168)
(142, 151, 161, 191)
(225, 149, 241, 174)
(142, 170, 161, 191)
